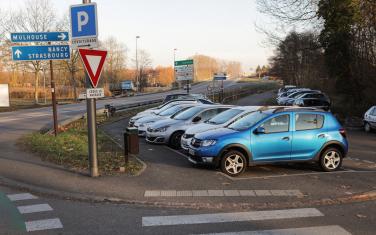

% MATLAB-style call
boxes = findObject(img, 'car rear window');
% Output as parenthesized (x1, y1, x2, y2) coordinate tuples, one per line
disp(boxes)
(295, 114, 324, 131)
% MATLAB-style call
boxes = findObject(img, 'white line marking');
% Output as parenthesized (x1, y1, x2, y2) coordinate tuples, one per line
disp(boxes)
(18, 204, 53, 214)
(25, 218, 63, 232)
(142, 208, 323, 226)
(195, 225, 351, 235)
(7, 193, 37, 201)
(165, 146, 190, 160)
(362, 160, 374, 164)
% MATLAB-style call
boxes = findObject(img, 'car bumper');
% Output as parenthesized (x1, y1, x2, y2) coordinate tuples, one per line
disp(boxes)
(145, 131, 168, 144)
(187, 147, 219, 166)
(136, 125, 147, 137)
(181, 137, 193, 150)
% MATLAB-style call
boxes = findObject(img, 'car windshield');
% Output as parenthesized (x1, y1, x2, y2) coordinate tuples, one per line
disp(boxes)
(158, 105, 188, 116)
(227, 111, 269, 131)
(206, 108, 243, 125)
(172, 106, 205, 120)
(155, 103, 179, 114)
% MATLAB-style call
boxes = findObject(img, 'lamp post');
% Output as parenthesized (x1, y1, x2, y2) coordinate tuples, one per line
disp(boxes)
(135, 35, 140, 92)
(173, 48, 177, 83)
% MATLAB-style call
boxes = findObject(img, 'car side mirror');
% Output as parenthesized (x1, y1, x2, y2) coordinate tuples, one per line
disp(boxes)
(192, 116, 202, 123)
(254, 127, 265, 134)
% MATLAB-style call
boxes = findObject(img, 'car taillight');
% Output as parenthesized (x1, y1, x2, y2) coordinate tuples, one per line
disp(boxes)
(339, 128, 347, 138)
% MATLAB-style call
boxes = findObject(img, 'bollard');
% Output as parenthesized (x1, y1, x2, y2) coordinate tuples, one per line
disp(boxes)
(123, 127, 139, 164)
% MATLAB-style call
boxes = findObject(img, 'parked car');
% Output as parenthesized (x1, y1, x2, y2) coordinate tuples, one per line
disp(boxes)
(293, 97, 331, 111)
(146, 105, 232, 149)
(364, 106, 376, 132)
(277, 90, 318, 105)
(162, 93, 209, 103)
(278, 85, 297, 95)
(129, 100, 199, 126)
(283, 90, 322, 106)
(134, 104, 194, 136)
(187, 107, 348, 176)
(181, 106, 261, 150)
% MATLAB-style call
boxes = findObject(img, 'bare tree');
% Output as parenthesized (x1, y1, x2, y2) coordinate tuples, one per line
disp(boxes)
(1, 0, 59, 103)
(102, 37, 128, 86)
(136, 50, 152, 91)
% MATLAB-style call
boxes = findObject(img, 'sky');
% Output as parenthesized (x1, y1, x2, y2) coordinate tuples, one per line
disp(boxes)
(1, 0, 273, 72)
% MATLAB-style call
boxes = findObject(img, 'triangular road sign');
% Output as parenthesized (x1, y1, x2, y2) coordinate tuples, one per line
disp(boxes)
(78, 49, 107, 88)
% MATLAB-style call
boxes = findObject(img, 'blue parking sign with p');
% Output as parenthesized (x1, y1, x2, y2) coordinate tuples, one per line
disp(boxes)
(70, 3, 97, 39)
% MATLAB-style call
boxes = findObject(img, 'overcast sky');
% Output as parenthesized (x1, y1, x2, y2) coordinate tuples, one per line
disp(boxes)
(1, 0, 273, 72)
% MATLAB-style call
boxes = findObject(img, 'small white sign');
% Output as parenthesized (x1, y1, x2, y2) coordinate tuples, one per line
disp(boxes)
(175, 64, 194, 81)
(86, 88, 104, 99)
(0, 84, 10, 107)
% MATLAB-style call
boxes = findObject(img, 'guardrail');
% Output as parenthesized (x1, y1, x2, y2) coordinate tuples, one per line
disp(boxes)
(104, 98, 164, 117)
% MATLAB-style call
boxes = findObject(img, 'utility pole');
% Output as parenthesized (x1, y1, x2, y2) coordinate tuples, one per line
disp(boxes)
(83, 0, 99, 177)
(48, 42, 58, 136)
(135, 35, 140, 93)
(173, 48, 177, 86)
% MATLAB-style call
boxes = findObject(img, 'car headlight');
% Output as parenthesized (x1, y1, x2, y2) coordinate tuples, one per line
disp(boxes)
(155, 126, 169, 132)
(201, 139, 217, 147)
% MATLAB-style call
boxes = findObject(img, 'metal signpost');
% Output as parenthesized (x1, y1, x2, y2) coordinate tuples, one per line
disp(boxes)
(10, 32, 70, 137)
(71, 0, 102, 177)
(213, 73, 228, 102)
(0, 84, 10, 107)
(174, 59, 194, 94)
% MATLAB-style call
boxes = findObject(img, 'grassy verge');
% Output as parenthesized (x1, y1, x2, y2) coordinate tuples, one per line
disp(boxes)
(20, 117, 143, 176)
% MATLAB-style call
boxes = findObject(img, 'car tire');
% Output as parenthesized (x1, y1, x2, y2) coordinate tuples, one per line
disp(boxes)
(364, 122, 371, 133)
(320, 147, 343, 172)
(169, 131, 183, 149)
(220, 150, 247, 177)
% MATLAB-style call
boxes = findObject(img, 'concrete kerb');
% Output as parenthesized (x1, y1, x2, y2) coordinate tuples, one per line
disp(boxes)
(1, 175, 376, 210)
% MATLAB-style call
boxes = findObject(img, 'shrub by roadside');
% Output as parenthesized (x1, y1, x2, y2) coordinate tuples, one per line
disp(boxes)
(19, 118, 142, 176)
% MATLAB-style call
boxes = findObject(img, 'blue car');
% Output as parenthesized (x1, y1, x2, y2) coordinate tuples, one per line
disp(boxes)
(188, 107, 348, 176)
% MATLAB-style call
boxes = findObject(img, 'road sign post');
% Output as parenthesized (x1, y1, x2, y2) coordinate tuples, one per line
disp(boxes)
(11, 32, 70, 136)
(174, 59, 194, 94)
(77, 47, 107, 178)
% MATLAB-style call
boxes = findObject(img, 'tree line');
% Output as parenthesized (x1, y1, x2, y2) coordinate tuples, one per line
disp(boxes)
(258, 0, 376, 116)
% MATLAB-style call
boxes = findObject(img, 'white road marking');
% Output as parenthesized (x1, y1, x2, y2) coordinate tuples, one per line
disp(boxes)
(144, 190, 302, 197)
(18, 204, 53, 214)
(165, 146, 190, 159)
(362, 160, 375, 164)
(195, 225, 351, 235)
(25, 218, 63, 232)
(7, 193, 37, 201)
(142, 208, 323, 226)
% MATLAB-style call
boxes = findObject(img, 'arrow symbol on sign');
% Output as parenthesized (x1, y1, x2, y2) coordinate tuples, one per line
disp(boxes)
(14, 49, 22, 58)
(58, 32, 66, 41)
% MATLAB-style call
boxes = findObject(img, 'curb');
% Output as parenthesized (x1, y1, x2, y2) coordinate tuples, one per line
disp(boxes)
(1, 175, 376, 211)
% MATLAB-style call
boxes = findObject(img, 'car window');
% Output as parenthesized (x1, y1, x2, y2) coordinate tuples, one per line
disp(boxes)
(197, 108, 227, 121)
(206, 108, 243, 125)
(295, 114, 324, 131)
(158, 105, 187, 116)
(372, 108, 376, 116)
(172, 106, 205, 120)
(260, 114, 290, 133)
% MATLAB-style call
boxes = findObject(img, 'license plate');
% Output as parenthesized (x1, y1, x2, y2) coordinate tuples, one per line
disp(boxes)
(189, 148, 195, 156)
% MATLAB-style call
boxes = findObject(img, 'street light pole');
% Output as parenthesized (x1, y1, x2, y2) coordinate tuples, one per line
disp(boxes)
(173, 48, 177, 83)
(135, 36, 140, 93)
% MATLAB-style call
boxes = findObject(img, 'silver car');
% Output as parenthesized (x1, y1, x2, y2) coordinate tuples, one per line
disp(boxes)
(364, 106, 376, 132)
(134, 104, 194, 136)
(180, 106, 261, 150)
(146, 105, 232, 149)
(129, 100, 199, 127)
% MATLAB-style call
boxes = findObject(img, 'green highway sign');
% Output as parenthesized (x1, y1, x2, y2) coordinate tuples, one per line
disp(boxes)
(175, 59, 193, 66)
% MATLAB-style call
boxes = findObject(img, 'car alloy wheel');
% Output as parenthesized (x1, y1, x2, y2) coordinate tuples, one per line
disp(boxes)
(320, 148, 342, 172)
(364, 123, 371, 133)
(169, 131, 183, 149)
(221, 151, 246, 176)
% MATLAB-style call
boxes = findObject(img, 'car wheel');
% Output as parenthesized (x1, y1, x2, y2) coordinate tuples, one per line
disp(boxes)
(169, 131, 183, 149)
(220, 150, 247, 176)
(364, 122, 371, 133)
(320, 148, 343, 172)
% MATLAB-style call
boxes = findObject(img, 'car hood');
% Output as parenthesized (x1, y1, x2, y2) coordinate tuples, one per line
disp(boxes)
(135, 115, 161, 125)
(194, 127, 238, 140)
(185, 123, 217, 135)
(148, 118, 181, 129)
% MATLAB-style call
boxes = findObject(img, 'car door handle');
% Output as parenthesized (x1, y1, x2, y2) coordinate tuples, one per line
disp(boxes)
(282, 137, 290, 141)
(318, 133, 326, 139)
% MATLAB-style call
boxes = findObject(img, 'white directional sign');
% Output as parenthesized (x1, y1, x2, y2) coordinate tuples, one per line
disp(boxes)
(175, 59, 194, 81)
(86, 88, 104, 99)
(0, 84, 10, 107)
(70, 3, 98, 49)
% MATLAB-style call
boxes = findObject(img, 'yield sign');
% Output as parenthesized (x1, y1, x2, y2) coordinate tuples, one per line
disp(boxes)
(78, 49, 107, 88)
